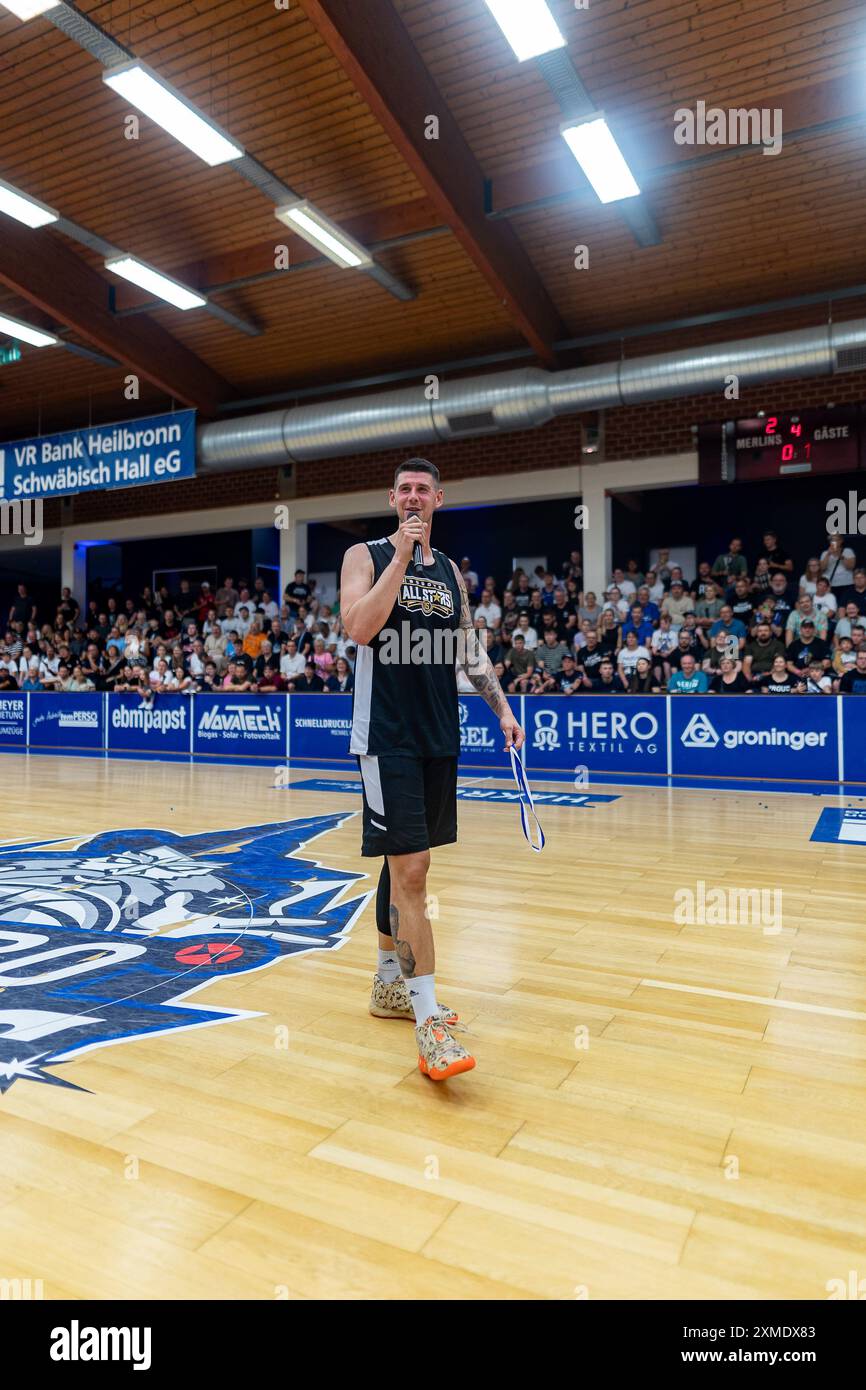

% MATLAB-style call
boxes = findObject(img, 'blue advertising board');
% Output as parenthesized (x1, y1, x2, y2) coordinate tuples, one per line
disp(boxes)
(670, 694, 839, 788)
(522, 694, 668, 784)
(289, 694, 354, 762)
(107, 693, 192, 758)
(0, 693, 27, 748)
(0, 409, 196, 500)
(841, 695, 866, 788)
(2, 692, 866, 791)
(192, 692, 286, 762)
(27, 692, 104, 753)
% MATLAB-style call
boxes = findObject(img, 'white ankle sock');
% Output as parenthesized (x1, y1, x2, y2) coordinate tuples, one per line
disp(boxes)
(377, 948, 401, 984)
(406, 974, 438, 1026)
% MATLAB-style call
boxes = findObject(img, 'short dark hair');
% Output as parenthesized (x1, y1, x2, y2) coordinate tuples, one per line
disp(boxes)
(394, 457, 440, 488)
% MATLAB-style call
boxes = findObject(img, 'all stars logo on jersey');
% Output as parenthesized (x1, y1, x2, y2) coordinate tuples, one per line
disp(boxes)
(0, 814, 369, 1094)
(398, 575, 455, 619)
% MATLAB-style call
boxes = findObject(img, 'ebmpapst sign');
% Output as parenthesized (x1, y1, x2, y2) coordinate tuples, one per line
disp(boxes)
(0, 409, 196, 499)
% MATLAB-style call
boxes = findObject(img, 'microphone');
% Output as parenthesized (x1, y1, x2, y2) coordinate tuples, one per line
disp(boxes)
(405, 509, 424, 572)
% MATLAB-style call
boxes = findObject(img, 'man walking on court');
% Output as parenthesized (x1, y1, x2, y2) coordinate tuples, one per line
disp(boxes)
(340, 458, 525, 1081)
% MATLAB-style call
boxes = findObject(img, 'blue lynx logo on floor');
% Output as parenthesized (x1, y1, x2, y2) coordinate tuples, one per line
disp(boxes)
(0, 815, 368, 1094)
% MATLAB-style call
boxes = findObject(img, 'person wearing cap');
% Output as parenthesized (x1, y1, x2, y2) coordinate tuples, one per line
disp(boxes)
(785, 594, 829, 643)
(661, 578, 695, 625)
(785, 618, 831, 678)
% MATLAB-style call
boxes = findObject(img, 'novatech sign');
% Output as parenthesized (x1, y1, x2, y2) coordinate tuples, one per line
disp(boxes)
(0, 409, 196, 500)
(194, 695, 285, 758)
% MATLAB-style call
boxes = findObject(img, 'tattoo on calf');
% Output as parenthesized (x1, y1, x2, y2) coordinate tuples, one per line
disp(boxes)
(389, 904, 417, 978)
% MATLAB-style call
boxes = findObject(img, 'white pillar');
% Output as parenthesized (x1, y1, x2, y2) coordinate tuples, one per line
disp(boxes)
(579, 466, 612, 597)
(61, 534, 88, 608)
(279, 518, 308, 603)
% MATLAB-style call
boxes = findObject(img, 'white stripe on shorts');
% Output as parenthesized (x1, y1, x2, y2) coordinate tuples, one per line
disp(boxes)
(359, 754, 385, 818)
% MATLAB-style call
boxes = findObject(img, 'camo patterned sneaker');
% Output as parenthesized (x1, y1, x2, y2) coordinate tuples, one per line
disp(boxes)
(369, 974, 458, 1025)
(415, 1016, 476, 1081)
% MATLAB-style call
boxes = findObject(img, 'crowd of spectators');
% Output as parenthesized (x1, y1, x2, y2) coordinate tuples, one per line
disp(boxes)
(3, 527, 866, 699)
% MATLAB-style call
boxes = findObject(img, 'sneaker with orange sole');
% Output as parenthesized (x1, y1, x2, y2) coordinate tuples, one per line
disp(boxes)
(369, 975, 458, 1025)
(415, 1015, 476, 1081)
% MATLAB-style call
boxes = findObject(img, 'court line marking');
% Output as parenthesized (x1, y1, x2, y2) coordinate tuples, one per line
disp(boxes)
(640, 978, 866, 1021)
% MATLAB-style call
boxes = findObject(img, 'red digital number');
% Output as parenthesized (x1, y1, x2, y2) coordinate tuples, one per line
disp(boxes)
(790, 423, 802, 436)
(765, 417, 778, 433)
(781, 444, 794, 461)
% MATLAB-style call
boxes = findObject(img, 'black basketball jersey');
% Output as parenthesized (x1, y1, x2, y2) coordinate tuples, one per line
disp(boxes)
(350, 537, 461, 758)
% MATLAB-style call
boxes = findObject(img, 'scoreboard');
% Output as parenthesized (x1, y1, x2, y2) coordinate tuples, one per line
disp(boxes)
(698, 406, 861, 484)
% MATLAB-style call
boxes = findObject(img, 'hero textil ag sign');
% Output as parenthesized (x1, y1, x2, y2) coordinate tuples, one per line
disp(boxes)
(0, 409, 196, 499)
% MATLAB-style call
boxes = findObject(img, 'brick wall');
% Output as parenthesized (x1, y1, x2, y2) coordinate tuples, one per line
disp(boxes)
(45, 362, 866, 529)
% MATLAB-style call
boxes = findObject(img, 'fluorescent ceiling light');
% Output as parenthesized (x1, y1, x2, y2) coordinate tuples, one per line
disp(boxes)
(105, 255, 207, 311)
(483, 0, 566, 62)
(0, 1, 61, 20)
(0, 176, 58, 228)
(561, 114, 641, 203)
(274, 200, 373, 269)
(0, 312, 57, 347)
(102, 60, 244, 167)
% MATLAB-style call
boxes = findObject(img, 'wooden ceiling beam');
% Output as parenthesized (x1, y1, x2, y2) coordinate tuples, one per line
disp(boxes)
(0, 220, 231, 418)
(296, 0, 566, 366)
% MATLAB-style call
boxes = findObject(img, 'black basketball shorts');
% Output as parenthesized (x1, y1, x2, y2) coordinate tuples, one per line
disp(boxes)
(357, 752, 458, 857)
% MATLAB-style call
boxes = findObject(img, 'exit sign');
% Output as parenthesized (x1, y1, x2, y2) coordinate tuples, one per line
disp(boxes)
(0, 342, 22, 365)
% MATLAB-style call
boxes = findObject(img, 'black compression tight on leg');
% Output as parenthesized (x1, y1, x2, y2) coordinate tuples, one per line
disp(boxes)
(376, 860, 392, 937)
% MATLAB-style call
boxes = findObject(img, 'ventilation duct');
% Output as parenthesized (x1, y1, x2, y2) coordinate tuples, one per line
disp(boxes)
(198, 318, 866, 473)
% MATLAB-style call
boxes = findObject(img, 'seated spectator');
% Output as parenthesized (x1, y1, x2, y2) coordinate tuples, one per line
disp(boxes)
(535, 629, 570, 679)
(708, 604, 747, 651)
(668, 653, 709, 693)
(514, 612, 538, 651)
(709, 656, 752, 693)
(504, 633, 535, 692)
(786, 596, 828, 643)
(813, 576, 838, 620)
(742, 622, 786, 681)
(820, 534, 857, 595)
(624, 558, 644, 590)
(692, 560, 715, 599)
(703, 632, 741, 675)
(326, 657, 354, 693)
(726, 576, 755, 627)
(644, 569, 664, 604)
(311, 636, 335, 681)
(749, 556, 772, 598)
(661, 578, 694, 625)
(694, 581, 724, 630)
(786, 620, 830, 676)
(475, 588, 502, 630)
(634, 585, 660, 624)
(680, 611, 708, 652)
(798, 557, 822, 597)
(198, 661, 221, 693)
(759, 529, 794, 578)
(833, 635, 856, 676)
(803, 659, 833, 693)
(577, 591, 602, 628)
(575, 630, 605, 681)
(650, 614, 680, 684)
(21, 663, 44, 692)
(188, 640, 207, 680)
(66, 663, 95, 693)
(289, 662, 326, 693)
(654, 550, 673, 588)
(602, 585, 630, 622)
(221, 661, 253, 692)
(617, 630, 651, 678)
(849, 568, 866, 615)
(589, 657, 622, 692)
(757, 655, 801, 694)
(621, 605, 654, 646)
(0, 663, 17, 690)
(837, 650, 866, 693)
(597, 609, 620, 654)
(711, 538, 747, 588)
(628, 657, 660, 694)
(257, 662, 288, 693)
(557, 654, 581, 693)
(611, 567, 637, 603)
(459, 558, 479, 600)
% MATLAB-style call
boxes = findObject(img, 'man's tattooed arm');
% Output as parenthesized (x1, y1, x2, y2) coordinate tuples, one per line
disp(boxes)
(452, 565, 510, 716)
(390, 904, 416, 979)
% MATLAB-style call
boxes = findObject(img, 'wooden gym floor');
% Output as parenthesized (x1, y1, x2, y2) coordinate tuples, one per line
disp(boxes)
(0, 755, 864, 1301)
